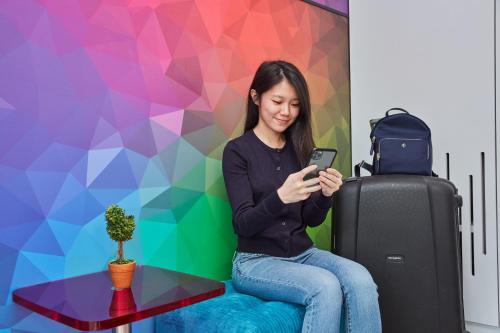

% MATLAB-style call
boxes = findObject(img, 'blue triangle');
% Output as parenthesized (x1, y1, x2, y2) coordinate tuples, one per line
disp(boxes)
(88, 150, 138, 189)
(116, 191, 141, 218)
(46, 220, 82, 255)
(25, 170, 67, 215)
(49, 173, 86, 214)
(21, 252, 64, 281)
(69, 153, 89, 186)
(0, 221, 41, 250)
(49, 190, 104, 225)
(88, 188, 135, 208)
(86, 147, 121, 185)
(0, 167, 40, 214)
(0, 303, 31, 330)
(65, 217, 113, 276)
(0, 174, 44, 228)
(22, 221, 65, 256)
(0, 244, 18, 304)
(11, 252, 49, 290)
(123, 148, 149, 186)
(28, 143, 86, 172)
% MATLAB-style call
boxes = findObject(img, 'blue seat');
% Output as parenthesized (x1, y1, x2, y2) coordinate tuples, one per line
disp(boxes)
(154, 280, 305, 333)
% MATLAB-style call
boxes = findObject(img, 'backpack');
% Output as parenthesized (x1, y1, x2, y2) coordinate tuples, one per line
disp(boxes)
(355, 108, 435, 177)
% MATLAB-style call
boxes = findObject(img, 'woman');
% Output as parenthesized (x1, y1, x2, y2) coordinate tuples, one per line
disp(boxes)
(222, 60, 381, 333)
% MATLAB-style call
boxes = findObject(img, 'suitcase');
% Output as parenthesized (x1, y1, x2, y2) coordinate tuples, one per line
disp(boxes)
(332, 175, 466, 333)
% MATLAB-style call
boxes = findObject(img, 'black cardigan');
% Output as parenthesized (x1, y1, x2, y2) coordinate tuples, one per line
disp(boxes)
(222, 130, 333, 257)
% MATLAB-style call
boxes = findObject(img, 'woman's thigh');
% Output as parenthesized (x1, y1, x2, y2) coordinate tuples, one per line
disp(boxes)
(301, 248, 377, 290)
(232, 252, 342, 306)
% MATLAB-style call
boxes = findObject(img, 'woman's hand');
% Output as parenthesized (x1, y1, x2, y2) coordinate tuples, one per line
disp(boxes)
(318, 168, 343, 197)
(277, 165, 322, 204)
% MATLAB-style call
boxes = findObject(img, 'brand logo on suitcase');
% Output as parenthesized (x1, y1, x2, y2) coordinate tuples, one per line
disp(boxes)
(386, 255, 405, 264)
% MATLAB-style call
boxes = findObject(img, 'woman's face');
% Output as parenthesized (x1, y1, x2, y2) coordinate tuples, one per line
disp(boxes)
(252, 79, 300, 135)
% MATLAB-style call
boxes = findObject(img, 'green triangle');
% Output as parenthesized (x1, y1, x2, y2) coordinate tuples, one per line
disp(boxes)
(173, 159, 206, 192)
(141, 221, 177, 267)
(206, 175, 228, 200)
(176, 195, 235, 279)
(204, 157, 222, 190)
(169, 188, 204, 222)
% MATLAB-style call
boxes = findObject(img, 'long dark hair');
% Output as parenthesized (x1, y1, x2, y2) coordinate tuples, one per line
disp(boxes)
(244, 60, 314, 167)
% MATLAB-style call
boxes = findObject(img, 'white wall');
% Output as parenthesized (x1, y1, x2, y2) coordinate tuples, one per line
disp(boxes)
(349, 0, 498, 331)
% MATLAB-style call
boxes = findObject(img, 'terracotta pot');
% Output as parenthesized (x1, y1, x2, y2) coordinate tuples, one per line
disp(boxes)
(108, 261, 136, 289)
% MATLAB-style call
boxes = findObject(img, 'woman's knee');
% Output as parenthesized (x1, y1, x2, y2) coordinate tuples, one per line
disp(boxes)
(345, 266, 378, 295)
(307, 270, 343, 305)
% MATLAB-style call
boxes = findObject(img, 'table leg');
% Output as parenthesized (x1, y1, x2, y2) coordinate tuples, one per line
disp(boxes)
(112, 323, 131, 333)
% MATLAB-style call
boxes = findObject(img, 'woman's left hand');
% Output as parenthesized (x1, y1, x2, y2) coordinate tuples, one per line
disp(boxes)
(318, 168, 343, 197)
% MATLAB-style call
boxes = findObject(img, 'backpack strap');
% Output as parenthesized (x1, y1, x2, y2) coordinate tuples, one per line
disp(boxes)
(386, 107, 409, 116)
(354, 160, 373, 177)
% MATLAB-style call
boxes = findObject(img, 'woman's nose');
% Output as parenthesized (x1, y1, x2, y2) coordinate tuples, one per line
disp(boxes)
(280, 104, 290, 115)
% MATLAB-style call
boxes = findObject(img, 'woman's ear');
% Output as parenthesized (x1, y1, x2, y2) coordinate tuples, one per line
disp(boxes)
(250, 89, 259, 106)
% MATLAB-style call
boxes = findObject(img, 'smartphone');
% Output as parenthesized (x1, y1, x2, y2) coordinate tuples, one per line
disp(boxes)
(304, 148, 338, 180)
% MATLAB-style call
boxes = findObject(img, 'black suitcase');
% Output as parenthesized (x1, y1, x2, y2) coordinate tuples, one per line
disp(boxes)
(332, 175, 466, 333)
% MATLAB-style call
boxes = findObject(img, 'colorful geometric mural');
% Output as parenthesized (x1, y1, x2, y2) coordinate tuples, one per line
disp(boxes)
(0, 0, 349, 331)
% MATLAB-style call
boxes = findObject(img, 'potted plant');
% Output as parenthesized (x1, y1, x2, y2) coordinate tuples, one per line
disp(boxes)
(105, 204, 136, 289)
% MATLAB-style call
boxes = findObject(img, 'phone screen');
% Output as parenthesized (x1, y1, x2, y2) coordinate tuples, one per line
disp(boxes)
(304, 148, 337, 180)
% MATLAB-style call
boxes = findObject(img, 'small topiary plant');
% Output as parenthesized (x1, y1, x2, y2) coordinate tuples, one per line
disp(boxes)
(105, 204, 136, 265)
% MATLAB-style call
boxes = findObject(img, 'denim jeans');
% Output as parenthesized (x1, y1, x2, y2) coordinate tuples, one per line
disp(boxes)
(232, 246, 381, 333)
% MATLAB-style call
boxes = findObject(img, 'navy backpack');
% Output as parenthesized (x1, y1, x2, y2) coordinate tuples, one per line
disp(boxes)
(355, 108, 435, 177)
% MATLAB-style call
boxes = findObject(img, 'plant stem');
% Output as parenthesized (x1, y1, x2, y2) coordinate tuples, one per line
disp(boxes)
(118, 241, 123, 261)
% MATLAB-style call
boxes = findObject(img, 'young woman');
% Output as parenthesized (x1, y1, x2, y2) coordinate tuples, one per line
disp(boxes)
(222, 60, 381, 333)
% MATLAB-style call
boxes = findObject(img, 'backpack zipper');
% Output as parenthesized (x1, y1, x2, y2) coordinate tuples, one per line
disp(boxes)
(377, 137, 429, 159)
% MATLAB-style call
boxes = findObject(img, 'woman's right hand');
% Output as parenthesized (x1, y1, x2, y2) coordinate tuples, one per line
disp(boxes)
(277, 165, 322, 204)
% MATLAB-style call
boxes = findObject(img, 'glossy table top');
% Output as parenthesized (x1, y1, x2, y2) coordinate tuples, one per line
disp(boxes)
(13, 265, 225, 331)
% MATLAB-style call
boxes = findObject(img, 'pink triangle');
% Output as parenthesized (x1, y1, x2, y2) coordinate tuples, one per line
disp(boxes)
(150, 103, 180, 116)
(203, 83, 226, 109)
(130, 6, 153, 37)
(186, 96, 212, 112)
(289, 26, 299, 38)
(151, 110, 184, 135)
(159, 59, 172, 73)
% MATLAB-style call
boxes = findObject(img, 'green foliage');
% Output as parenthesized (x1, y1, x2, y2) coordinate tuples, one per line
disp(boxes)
(105, 204, 135, 242)
(110, 258, 134, 265)
(105, 205, 136, 263)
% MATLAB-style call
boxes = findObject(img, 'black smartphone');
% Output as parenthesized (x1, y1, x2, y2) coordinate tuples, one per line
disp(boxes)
(304, 148, 338, 180)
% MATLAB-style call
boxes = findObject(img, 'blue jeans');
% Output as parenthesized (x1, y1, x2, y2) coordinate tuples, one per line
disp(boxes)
(232, 247, 381, 333)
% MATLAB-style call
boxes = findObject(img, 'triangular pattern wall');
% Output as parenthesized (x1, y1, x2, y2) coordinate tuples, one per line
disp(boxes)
(0, 1, 349, 331)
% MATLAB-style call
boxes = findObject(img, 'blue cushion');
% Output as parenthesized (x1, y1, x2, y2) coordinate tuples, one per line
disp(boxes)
(154, 280, 305, 333)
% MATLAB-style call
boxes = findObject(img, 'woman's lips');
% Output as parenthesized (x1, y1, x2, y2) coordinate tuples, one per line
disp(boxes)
(275, 118, 289, 125)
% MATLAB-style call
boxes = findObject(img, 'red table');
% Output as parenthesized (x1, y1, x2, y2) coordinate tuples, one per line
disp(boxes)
(13, 265, 225, 332)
